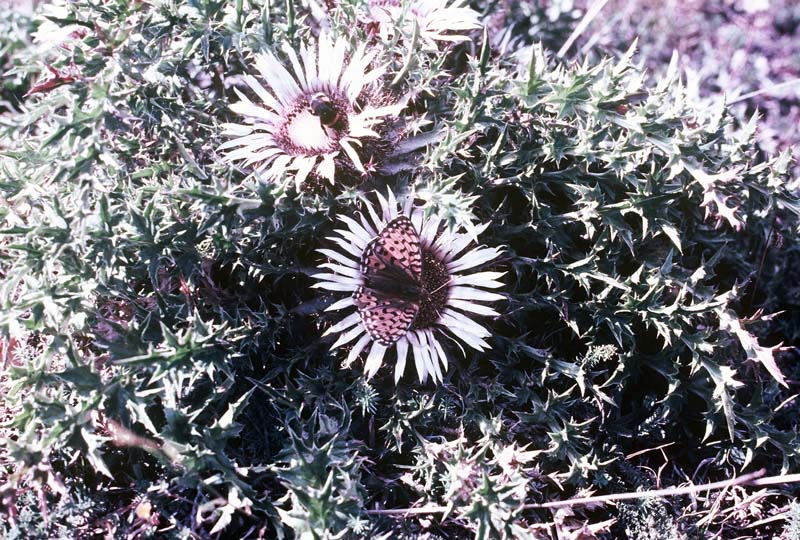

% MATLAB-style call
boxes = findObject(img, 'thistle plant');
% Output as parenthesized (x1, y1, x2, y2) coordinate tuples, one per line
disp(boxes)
(313, 188, 504, 383)
(0, 1, 799, 539)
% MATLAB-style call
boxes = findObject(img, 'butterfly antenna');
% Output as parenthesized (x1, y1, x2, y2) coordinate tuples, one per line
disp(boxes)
(427, 279, 452, 296)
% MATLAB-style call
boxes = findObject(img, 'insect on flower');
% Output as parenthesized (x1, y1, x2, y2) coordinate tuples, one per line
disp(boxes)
(355, 215, 449, 345)
(313, 190, 505, 383)
(219, 34, 407, 191)
(309, 92, 346, 131)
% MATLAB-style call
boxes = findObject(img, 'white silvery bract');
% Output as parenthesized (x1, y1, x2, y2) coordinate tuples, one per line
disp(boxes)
(219, 34, 402, 190)
(312, 190, 505, 384)
(367, 0, 482, 47)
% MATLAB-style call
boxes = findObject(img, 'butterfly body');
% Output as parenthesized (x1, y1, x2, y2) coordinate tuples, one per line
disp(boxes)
(362, 268, 424, 302)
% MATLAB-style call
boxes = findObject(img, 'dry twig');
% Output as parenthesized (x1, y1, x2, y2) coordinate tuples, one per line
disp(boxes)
(366, 470, 800, 516)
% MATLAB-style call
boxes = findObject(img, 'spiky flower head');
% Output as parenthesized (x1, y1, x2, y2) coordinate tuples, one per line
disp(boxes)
(367, 0, 482, 47)
(313, 190, 504, 383)
(220, 34, 402, 191)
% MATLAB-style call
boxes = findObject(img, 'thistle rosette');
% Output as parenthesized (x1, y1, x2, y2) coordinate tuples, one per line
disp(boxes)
(220, 34, 402, 191)
(313, 190, 504, 383)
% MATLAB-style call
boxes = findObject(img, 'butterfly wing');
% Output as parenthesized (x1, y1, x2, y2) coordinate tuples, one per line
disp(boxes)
(359, 216, 422, 283)
(354, 287, 419, 345)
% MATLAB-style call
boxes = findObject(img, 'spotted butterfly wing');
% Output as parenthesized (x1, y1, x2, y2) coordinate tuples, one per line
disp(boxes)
(359, 216, 422, 282)
(355, 216, 423, 345)
(354, 288, 418, 346)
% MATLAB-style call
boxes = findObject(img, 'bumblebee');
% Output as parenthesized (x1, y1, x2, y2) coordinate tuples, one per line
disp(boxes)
(309, 93, 344, 130)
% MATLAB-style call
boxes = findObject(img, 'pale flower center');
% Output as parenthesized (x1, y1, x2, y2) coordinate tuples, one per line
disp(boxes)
(285, 110, 336, 153)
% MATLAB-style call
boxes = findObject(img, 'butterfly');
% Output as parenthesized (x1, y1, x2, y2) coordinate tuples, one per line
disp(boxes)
(354, 216, 424, 346)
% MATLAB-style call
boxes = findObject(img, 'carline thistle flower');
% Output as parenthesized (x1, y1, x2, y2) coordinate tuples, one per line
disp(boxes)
(313, 190, 504, 383)
(219, 34, 402, 191)
(366, 0, 482, 47)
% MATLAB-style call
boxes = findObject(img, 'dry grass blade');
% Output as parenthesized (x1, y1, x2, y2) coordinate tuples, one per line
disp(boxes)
(366, 470, 800, 516)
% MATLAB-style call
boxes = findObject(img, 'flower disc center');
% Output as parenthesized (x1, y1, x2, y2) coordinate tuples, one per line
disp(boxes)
(279, 94, 350, 155)
(413, 250, 450, 330)
(284, 109, 336, 153)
